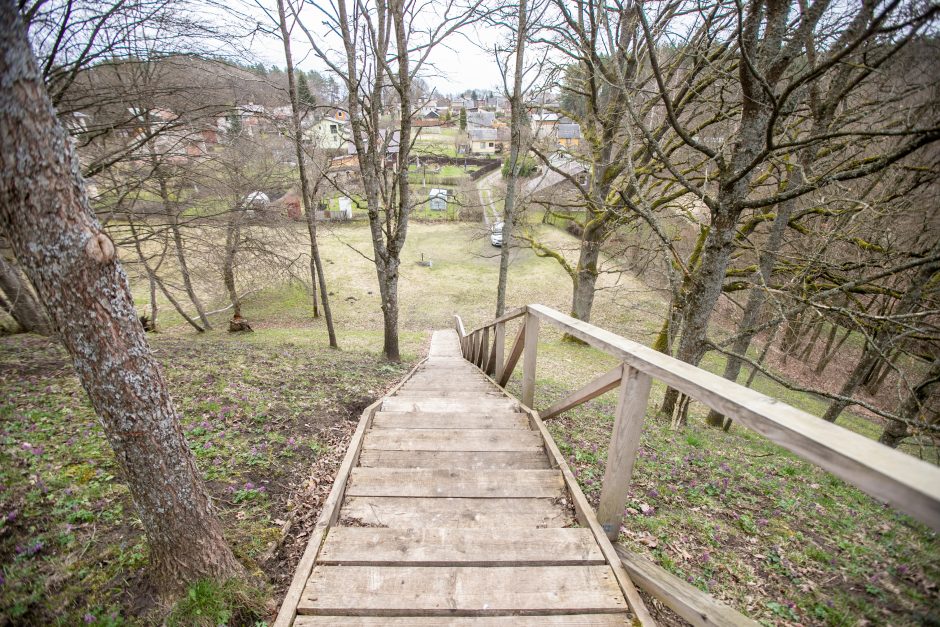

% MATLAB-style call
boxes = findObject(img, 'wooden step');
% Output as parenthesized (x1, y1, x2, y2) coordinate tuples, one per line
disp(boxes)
(363, 428, 544, 452)
(392, 390, 505, 399)
(297, 565, 629, 616)
(346, 468, 565, 498)
(382, 398, 519, 413)
(296, 616, 628, 625)
(339, 497, 575, 528)
(372, 412, 530, 430)
(359, 449, 550, 469)
(318, 528, 604, 566)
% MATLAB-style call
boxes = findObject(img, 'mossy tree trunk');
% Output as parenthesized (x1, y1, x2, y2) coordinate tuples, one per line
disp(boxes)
(0, 3, 242, 594)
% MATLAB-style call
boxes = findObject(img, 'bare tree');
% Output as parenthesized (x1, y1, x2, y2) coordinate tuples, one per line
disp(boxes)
(274, 0, 338, 347)
(0, 1, 242, 594)
(292, 0, 482, 360)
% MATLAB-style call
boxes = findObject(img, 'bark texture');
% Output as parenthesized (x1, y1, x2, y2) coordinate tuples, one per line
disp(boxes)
(0, 2, 241, 594)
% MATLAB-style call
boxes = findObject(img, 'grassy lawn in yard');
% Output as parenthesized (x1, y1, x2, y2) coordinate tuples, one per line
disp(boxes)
(1, 219, 936, 625)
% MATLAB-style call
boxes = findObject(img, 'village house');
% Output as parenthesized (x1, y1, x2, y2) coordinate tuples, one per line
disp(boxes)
(531, 111, 560, 137)
(557, 123, 582, 148)
(306, 114, 349, 150)
(468, 128, 500, 154)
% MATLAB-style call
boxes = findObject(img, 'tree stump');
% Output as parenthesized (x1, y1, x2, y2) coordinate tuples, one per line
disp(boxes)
(228, 314, 253, 333)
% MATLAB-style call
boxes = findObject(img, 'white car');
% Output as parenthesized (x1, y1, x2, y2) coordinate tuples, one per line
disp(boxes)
(491, 222, 504, 247)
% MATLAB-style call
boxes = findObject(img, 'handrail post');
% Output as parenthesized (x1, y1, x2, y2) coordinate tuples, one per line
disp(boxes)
(480, 326, 490, 369)
(597, 365, 652, 540)
(522, 313, 539, 407)
(494, 321, 506, 381)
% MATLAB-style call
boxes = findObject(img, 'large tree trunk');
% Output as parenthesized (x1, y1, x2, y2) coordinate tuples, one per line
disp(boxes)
(378, 256, 401, 362)
(495, 0, 527, 318)
(0, 252, 52, 334)
(276, 0, 337, 348)
(0, 4, 241, 594)
(706, 194, 795, 428)
(570, 224, 603, 323)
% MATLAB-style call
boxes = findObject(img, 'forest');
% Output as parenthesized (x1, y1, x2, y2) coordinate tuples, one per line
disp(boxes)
(0, 0, 938, 624)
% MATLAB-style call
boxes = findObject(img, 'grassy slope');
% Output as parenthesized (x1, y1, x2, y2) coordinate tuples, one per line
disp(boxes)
(1, 220, 937, 625)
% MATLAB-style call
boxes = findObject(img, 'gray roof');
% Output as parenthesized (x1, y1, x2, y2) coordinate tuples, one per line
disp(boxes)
(468, 111, 495, 127)
(469, 128, 498, 141)
(557, 123, 581, 139)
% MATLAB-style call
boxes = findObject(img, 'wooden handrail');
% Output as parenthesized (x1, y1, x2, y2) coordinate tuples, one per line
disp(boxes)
(463, 305, 527, 337)
(456, 304, 940, 534)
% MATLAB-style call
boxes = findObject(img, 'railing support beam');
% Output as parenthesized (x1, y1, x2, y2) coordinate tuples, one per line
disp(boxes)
(522, 313, 539, 408)
(494, 321, 505, 380)
(598, 365, 652, 540)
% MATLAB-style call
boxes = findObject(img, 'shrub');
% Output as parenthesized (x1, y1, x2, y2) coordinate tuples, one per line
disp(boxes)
(501, 155, 537, 178)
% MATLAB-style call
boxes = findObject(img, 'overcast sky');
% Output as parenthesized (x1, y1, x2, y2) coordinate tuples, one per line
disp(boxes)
(243, 3, 506, 96)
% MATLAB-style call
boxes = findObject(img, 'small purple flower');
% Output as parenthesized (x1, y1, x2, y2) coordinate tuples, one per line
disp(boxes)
(758, 518, 768, 527)
(897, 565, 909, 576)
(245, 482, 254, 490)
(719, 462, 731, 473)
(0, 573, 4, 586)
(7, 510, 17, 522)
(701, 551, 711, 563)
(84, 613, 95, 624)
(203, 441, 212, 449)
(258, 486, 266, 493)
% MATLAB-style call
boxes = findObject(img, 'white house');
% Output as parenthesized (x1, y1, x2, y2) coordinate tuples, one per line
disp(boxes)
(305, 115, 349, 149)
(469, 128, 499, 154)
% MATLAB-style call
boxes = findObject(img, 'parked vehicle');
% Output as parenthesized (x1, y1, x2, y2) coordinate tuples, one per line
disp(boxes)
(491, 221, 504, 247)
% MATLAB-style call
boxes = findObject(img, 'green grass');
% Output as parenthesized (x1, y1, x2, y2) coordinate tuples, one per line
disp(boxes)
(4, 218, 938, 625)
(0, 331, 411, 623)
(499, 337, 939, 625)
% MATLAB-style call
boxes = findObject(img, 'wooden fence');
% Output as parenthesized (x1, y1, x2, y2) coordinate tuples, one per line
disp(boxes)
(454, 303, 940, 623)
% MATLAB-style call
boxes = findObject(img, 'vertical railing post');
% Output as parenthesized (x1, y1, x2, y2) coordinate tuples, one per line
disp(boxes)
(522, 313, 539, 408)
(597, 365, 652, 540)
(494, 321, 506, 381)
(480, 327, 490, 369)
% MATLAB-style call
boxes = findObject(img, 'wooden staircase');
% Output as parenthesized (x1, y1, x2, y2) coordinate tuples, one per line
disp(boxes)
(276, 329, 649, 625)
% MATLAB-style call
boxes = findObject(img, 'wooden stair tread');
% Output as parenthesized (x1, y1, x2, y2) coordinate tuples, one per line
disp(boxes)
(363, 428, 544, 452)
(346, 468, 565, 498)
(382, 398, 520, 413)
(296, 616, 628, 625)
(297, 565, 629, 616)
(359, 450, 550, 469)
(318, 528, 604, 566)
(372, 412, 530, 429)
(338, 496, 575, 528)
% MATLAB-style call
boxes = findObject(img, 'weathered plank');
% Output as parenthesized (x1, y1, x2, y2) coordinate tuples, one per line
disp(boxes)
(338, 496, 574, 528)
(527, 303, 940, 531)
(541, 364, 624, 420)
(597, 366, 652, 540)
(318, 528, 604, 566)
(363, 428, 544, 452)
(371, 411, 530, 430)
(272, 358, 428, 627)
(392, 389, 505, 398)
(346, 468, 565, 498)
(527, 409, 655, 626)
(296, 616, 628, 625)
(615, 545, 758, 627)
(522, 313, 539, 407)
(498, 318, 526, 387)
(358, 449, 550, 469)
(381, 398, 520, 413)
(297, 565, 629, 616)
